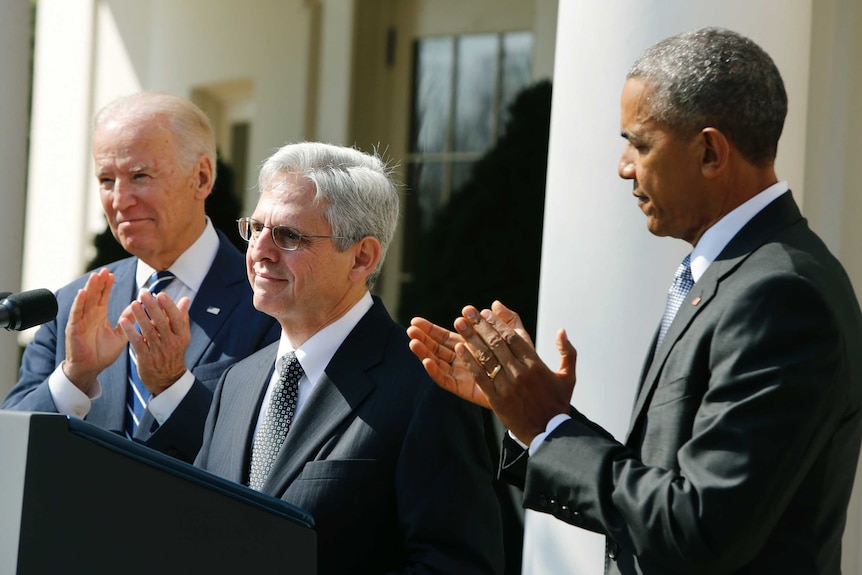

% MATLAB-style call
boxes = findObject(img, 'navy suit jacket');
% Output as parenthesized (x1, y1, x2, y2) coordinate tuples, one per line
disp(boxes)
(196, 298, 505, 575)
(2, 231, 280, 462)
(501, 192, 862, 574)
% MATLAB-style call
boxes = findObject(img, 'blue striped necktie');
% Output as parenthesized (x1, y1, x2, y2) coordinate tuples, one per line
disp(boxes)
(125, 270, 176, 439)
(656, 254, 694, 349)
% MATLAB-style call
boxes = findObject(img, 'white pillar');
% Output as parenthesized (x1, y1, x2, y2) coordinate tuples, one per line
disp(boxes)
(803, 1, 862, 572)
(0, 0, 31, 399)
(313, 0, 355, 145)
(22, 0, 97, 296)
(526, 1, 814, 572)
(0, 0, 32, 395)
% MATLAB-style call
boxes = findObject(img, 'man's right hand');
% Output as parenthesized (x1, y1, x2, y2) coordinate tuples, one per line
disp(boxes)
(62, 268, 128, 394)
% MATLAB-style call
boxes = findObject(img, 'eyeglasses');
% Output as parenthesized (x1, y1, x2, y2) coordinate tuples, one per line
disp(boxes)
(236, 217, 350, 251)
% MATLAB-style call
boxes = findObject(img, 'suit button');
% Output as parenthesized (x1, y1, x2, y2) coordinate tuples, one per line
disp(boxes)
(607, 541, 619, 560)
(562, 504, 576, 521)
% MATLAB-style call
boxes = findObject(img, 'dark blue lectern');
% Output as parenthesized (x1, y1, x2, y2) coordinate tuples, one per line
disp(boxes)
(0, 411, 316, 574)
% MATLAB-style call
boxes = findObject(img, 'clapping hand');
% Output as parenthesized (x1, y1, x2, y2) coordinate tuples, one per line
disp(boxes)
(408, 300, 577, 444)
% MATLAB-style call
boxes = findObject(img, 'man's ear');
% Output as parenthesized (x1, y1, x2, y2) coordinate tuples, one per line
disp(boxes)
(700, 127, 730, 178)
(348, 236, 382, 283)
(193, 155, 215, 200)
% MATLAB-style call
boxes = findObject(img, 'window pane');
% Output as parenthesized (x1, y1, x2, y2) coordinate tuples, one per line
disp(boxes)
(407, 161, 445, 230)
(453, 34, 498, 153)
(410, 37, 454, 153)
(500, 31, 534, 129)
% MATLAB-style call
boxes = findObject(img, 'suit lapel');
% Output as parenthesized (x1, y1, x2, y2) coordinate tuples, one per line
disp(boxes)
(625, 192, 804, 442)
(626, 273, 717, 441)
(185, 233, 247, 367)
(226, 346, 278, 482)
(263, 370, 376, 494)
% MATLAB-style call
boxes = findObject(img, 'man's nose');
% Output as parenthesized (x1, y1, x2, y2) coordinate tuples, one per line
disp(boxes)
(618, 148, 635, 179)
(111, 179, 135, 209)
(249, 226, 279, 259)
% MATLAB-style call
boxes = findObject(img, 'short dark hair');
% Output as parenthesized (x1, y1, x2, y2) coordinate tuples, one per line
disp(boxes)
(628, 27, 787, 166)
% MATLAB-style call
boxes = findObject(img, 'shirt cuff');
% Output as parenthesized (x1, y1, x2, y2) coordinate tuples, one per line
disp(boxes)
(48, 364, 100, 419)
(147, 370, 194, 425)
(527, 413, 572, 456)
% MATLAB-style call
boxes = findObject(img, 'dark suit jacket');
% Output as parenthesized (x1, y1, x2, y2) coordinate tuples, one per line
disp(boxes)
(196, 298, 505, 575)
(2, 230, 280, 462)
(501, 192, 862, 574)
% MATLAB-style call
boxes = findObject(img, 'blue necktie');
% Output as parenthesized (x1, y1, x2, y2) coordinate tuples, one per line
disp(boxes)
(656, 254, 694, 349)
(125, 270, 176, 439)
(248, 352, 304, 490)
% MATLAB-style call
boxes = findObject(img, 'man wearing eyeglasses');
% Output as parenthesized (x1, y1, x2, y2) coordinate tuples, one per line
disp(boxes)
(195, 142, 504, 575)
(2, 92, 279, 463)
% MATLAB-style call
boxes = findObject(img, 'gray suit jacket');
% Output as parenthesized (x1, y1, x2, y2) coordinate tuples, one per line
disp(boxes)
(196, 298, 505, 575)
(501, 192, 862, 574)
(2, 231, 280, 462)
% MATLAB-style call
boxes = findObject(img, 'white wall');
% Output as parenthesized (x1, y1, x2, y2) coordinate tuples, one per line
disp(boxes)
(142, 0, 313, 209)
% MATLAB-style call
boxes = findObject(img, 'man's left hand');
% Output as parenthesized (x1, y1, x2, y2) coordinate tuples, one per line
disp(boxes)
(119, 291, 192, 396)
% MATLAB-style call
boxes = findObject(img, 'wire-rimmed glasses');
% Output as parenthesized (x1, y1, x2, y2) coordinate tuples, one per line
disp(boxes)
(237, 217, 349, 251)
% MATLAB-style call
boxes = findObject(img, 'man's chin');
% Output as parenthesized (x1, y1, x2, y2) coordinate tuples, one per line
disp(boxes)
(117, 238, 150, 258)
(645, 218, 666, 237)
(252, 292, 282, 315)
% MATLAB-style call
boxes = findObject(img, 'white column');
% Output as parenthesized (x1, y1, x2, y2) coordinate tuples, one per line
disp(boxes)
(526, 1, 814, 572)
(531, 0, 557, 82)
(314, 0, 355, 145)
(0, 0, 33, 395)
(803, 1, 862, 572)
(22, 0, 96, 296)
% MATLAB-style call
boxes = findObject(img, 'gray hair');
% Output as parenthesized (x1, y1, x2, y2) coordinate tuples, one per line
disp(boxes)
(628, 27, 787, 166)
(258, 142, 400, 288)
(93, 91, 218, 182)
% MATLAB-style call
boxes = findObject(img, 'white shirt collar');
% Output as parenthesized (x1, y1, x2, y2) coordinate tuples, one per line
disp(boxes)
(135, 217, 220, 292)
(690, 181, 789, 282)
(276, 291, 374, 387)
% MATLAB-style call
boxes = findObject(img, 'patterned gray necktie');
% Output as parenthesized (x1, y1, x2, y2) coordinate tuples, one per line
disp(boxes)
(248, 352, 304, 491)
(656, 254, 694, 349)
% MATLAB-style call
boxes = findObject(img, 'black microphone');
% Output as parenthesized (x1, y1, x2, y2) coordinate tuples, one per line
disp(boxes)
(0, 289, 59, 331)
